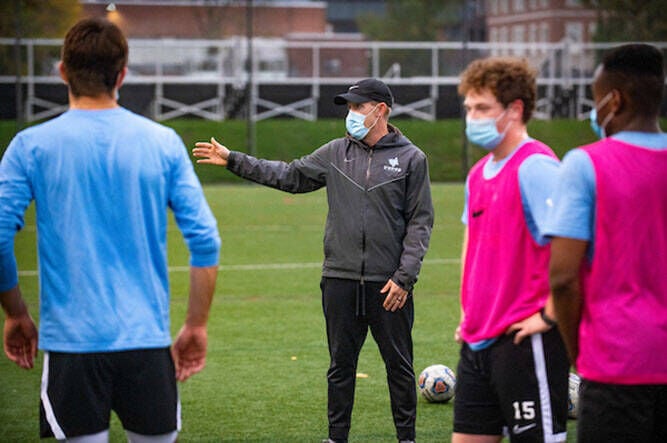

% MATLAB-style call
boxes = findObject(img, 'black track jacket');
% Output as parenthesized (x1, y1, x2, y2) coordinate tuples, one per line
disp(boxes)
(226, 125, 434, 291)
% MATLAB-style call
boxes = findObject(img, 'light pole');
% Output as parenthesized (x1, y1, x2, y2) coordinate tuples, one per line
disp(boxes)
(246, 0, 256, 156)
(461, 0, 471, 178)
(14, 0, 24, 129)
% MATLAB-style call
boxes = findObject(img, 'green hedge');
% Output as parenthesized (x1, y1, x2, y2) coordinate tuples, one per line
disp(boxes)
(0, 117, 604, 183)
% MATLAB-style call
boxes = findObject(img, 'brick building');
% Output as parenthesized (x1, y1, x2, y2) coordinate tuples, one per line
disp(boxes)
(486, 0, 597, 44)
(82, 0, 329, 39)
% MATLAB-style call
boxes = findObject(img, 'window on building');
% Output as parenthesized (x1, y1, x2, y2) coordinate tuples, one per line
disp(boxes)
(529, 0, 538, 10)
(488, 0, 498, 15)
(500, 0, 509, 14)
(529, 23, 538, 53)
(540, 22, 549, 42)
(565, 0, 581, 6)
(499, 26, 509, 55)
(512, 25, 526, 55)
(489, 27, 498, 42)
(513, 0, 525, 12)
(587, 22, 597, 41)
(499, 26, 509, 42)
(565, 21, 584, 42)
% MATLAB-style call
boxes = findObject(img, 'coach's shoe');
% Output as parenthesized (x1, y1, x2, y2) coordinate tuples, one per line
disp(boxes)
(322, 440, 346, 443)
(399, 440, 415, 443)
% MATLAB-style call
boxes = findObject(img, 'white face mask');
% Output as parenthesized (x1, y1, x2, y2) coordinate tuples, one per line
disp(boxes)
(589, 91, 614, 139)
(345, 104, 380, 140)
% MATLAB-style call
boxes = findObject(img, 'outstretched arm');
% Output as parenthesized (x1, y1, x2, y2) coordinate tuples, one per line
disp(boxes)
(1, 285, 38, 369)
(171, 265, 218, 382)
(194, 136, 328, 194)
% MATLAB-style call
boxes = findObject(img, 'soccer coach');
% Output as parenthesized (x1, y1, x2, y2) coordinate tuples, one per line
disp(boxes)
(193, 78, 434, 443)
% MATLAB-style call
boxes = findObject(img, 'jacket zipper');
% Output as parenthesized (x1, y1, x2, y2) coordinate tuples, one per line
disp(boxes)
(360, 148, 373, 284)
(355, 148, 373, 317)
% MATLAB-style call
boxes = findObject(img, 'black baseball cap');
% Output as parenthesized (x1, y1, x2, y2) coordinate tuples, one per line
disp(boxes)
(334, 78, 394, 107)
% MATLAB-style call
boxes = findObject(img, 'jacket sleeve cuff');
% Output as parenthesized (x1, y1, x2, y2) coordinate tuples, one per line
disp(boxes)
(391, 273, 414, 292)
(226, 151, 241, 170)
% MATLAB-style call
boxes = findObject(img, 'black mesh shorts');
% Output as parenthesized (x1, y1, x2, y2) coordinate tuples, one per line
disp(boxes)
(578, 380, 667, 443)
(453, 327, 569, 442)
(40, 347, 179, 439)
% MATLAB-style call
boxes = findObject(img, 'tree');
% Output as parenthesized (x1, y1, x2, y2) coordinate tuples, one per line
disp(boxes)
(358, 0, 457, 42)
(0, 0, 81, 75)
(191, 0, 240, 39)
(582, 0, 667, 41)
(356, 0, 462, 77)
(0, 0, 80, 129)
(0, 0, 81, 38)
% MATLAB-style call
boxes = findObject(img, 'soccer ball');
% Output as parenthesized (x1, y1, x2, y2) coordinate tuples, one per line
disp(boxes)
(568, 372, 582, 419)
(418, 364, 456, 403)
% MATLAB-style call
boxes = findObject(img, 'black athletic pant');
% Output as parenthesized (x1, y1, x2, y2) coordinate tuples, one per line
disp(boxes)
(321, 277, 416, 442)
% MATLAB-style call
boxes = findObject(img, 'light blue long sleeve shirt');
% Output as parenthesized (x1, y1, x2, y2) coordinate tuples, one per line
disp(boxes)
(0, 107, 220, 352)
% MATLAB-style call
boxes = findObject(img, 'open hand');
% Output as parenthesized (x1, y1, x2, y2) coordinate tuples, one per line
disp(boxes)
(193, 137, 230, 166)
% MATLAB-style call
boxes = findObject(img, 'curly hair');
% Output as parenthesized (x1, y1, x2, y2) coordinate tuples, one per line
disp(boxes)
(458, 57, 537, 123)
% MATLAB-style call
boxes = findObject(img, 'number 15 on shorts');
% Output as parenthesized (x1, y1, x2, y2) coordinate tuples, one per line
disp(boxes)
(512, 401, 536, 420)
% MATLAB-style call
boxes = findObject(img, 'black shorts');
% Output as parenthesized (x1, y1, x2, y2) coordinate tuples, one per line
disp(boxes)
(578, 380, 667, 443)
(40, 347, 179, 439)
(453, 327, 569, 442)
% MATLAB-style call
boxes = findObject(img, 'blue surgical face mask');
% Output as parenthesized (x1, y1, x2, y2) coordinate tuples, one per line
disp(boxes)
(589, 92, 614, 139)
(346, 105, 379, 140)
(465, 110, 510, 150)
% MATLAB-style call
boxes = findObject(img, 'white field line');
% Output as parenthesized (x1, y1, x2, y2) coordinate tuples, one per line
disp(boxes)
(17, 257, 460, 277)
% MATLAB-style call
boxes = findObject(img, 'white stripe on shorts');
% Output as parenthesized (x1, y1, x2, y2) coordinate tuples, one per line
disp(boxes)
(41, 352, 66, 440)
(176, 390, 182, 432)
(531, 334, 566, 443)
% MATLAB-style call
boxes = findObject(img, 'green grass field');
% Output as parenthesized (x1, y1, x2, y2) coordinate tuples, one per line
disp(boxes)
(0, 117, 593, 441)
(0, 182, 577, 442)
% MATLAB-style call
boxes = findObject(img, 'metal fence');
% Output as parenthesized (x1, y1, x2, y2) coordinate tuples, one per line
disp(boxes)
(1, 38, 666, 122)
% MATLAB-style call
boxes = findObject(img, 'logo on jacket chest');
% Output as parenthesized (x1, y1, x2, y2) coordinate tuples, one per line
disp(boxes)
(383, 156, 402, 173)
